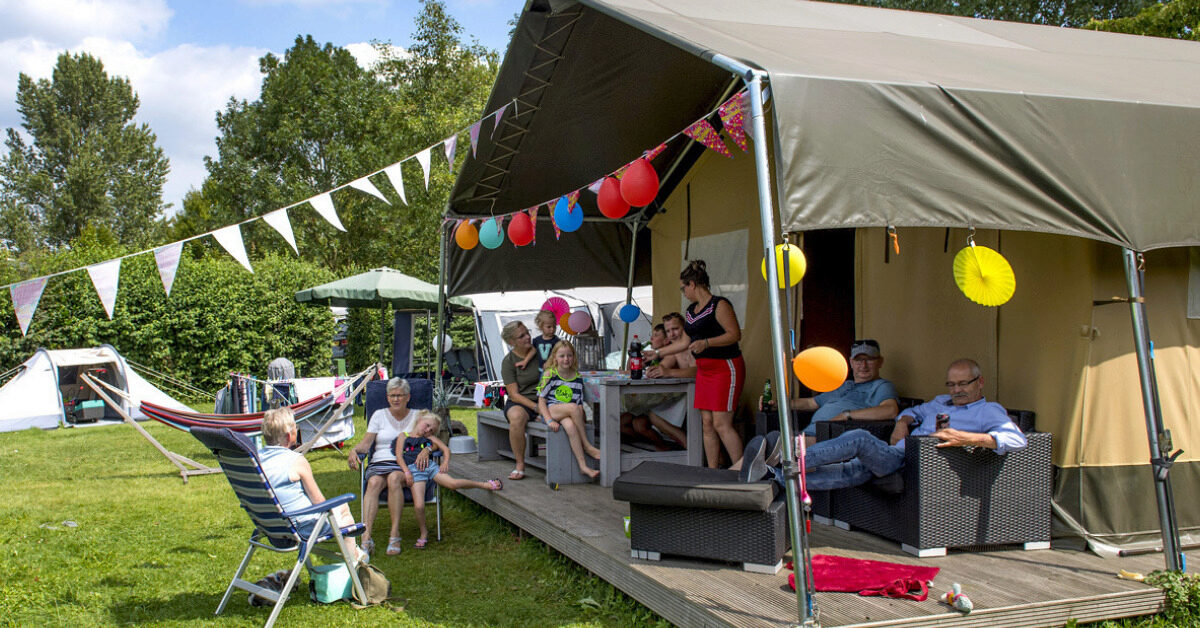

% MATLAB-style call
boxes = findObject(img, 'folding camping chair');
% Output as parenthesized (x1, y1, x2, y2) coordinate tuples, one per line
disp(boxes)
(190, 426, 366, 628)
(359, 378, 442, 541)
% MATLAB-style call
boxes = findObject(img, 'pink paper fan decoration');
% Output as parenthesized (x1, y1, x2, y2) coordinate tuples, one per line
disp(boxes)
(542, 296, 569, 319)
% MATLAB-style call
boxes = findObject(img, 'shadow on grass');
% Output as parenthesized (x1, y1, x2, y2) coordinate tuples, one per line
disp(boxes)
(109, 591, 251, 624)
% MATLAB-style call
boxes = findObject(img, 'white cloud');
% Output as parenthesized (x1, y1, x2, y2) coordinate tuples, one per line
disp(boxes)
(344, 41, 408, 73)
(0, 0, 172, 43)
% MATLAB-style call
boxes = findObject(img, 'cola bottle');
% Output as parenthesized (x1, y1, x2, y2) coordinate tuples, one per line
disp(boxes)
(629, 335, 643, 380)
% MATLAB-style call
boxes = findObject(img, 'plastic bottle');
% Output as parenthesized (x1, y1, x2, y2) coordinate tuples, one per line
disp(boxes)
(629, 335, 643, 380)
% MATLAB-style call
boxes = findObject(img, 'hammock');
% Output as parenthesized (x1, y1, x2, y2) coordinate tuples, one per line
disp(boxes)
(140, 391, 336, 434)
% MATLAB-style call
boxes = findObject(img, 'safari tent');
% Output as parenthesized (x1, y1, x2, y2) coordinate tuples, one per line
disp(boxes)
(0, 345, 193, 432)
(442, 0, 1200, 573)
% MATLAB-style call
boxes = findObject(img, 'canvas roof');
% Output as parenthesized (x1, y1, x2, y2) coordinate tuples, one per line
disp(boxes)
(446, 0, 1200, 293)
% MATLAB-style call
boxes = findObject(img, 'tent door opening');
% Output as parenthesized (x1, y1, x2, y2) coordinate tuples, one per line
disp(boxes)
(58, 364, 124, 424)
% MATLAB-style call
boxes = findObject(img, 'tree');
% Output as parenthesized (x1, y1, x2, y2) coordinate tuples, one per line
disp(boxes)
(1085, 0, 1199, 38)
(0, 52, 170, 251)
(830, 0, 1155, 27)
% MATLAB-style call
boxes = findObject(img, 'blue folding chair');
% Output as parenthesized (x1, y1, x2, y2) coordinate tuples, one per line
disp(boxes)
(359, 378, 442, 542)
(191, 426, 366, 628)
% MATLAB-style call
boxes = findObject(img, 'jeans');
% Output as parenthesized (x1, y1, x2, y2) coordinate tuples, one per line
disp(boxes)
(803, 429, 904, 490)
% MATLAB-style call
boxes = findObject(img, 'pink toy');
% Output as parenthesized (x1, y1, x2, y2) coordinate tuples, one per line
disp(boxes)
(942, 582, 974, 614)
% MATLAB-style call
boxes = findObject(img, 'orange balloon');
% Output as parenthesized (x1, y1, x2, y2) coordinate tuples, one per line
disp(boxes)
(559, 312, 575, 335)
(792, 347, 848, 393)
(455, 221, 479, 250)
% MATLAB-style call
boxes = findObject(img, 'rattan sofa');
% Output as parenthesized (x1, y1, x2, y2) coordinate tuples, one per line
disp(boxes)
(812, 410, 1051, 557)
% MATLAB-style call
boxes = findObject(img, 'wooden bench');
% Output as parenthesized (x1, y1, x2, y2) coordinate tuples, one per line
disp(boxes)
(476, 410, 593, 486)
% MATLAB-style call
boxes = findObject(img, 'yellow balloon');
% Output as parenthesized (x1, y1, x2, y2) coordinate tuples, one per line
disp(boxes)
(761, 243, 806, 289)
(953, 245, 1016, 307)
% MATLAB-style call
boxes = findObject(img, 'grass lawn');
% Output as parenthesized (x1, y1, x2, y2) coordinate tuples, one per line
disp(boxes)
(0, 404, 1188, 627)
(0, 406, 667, 627)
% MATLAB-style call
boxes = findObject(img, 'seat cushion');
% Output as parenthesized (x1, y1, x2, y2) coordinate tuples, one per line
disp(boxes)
(612, 461, 778, 511)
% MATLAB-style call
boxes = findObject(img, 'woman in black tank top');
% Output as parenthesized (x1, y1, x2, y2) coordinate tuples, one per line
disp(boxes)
(649, 260, 746, 469)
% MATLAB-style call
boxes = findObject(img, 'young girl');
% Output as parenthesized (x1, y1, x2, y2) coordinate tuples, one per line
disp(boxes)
(396, 411, 503, 548)
(517, 309, 558, 370)
(537, 341, 602, 479)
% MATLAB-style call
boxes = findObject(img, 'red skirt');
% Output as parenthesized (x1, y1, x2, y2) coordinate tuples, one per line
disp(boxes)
(694, 355, 745, 412)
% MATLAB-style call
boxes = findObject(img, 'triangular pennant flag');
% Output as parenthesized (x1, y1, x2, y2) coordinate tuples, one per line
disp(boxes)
(416, 148, 431, 189)
(547, 201, 561, 240)
(587, 178, 604, 195)
(491, 103, 509, 138)
(383, 163, 407, 205)
(683, 119, 732, 158)
(212, 224, 254, 273)
(718, 90, 749, 152)
(614, 162, 631, 180)
(308, 192, 346, 231)
(469, 122, 481, 156)
(86, 258, 121, 320)
(443, 135, 457, 166)
(645, 142, 668, 161)
(527, 207, 538, 245)
(348, 176, 390, 205)
(10, 277, 48, 336)
(262, 208, 298, 254)
(566, 190, 581, 212)
(153, 242, 183, 297)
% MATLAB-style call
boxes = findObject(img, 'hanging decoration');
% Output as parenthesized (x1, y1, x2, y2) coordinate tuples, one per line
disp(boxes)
(542, 297, 569, 320)
(559, 312, 576, 335)
(717, 91, 749, 152)
(553, 196, 583, 233)
(527, 206, 539, 246)
(953, 239, 1016, 307)
(546, 200, 562, 240)
(568, 310, 593, 334)
(492, 103, 509, 138)
(683, 119, 732, 158)
(308, 192, 346, 232)
(508, 212, 534, 246)
(644, 142, 668, 162)
(617, 303, 641, 323)
(416, 147, 432, 189)
(86, 258, 122, 319)
(597, 177, 630, 219)
(479, 217, 505, 249)
(792, 347, 848, 392)
(262, 208, 298, 254)
(212, 225, 254, 273)
(620, 158, 660, 207)
(455, 220, 479, 250)
(443, 135, 457, 166)
(383, 163, 407, 205)
(10, 277, 48, 336)
(469, 121, 482, 156)
(153, 242, 183, 297)
(761, 243, 806, 288)
(348, 176, 390, 204)
(436, 333, 454, 354)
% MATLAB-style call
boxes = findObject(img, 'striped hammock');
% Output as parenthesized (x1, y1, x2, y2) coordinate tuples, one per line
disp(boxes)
(140, 391, 336, 434)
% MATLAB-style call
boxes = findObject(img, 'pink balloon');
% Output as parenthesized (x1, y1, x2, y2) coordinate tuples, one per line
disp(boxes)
(542, 296, 569, 319)
(568, 310, 592, 334)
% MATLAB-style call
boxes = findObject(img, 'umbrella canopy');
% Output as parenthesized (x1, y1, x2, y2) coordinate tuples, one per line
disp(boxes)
(295, 267, 473, 311)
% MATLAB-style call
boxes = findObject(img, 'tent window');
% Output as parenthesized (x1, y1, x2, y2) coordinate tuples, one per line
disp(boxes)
(1189, 248, 1200, 319)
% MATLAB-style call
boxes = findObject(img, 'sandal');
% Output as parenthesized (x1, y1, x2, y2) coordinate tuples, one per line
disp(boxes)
(486, 478, 503, 491)
(362, 538, 375, 556)
(508, 468, 525, 481)
(414, 537, 428, 549)
(386, 537, 403, 555)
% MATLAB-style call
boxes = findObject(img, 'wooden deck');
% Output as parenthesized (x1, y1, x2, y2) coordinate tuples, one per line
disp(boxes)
(454, 453, 1182, 627)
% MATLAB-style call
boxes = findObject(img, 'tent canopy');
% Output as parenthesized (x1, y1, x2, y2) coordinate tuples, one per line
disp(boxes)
(447, 0, 1200, 294)
(295, 267, 473, 310)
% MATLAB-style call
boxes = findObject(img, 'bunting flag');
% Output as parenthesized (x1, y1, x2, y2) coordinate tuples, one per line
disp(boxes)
(10, 277, 48, 336)
(547, 201, 562, 240)
(645, 142, 668, 161)
(491, 103, 509, 138)
(613, 162, 631, 180)
(684, 119, 732, 158)
(212, 225, 253, 273)
(416, 148, 432, 189)
(718, 91, 749, 151)
(153, 242, 183, 297)
(527, 206, 539, 245)
(566, 190, 581, 212)
(469, 121, 482, 156)
(263, 208, 298, 254)
(308, 192, 346, 231)
(587, 178, 604, 195)
(348, 176, 390, 204)
(86, 258, 121, 319)
(443, 135, 457, 166)
(383, 163, 407, 205)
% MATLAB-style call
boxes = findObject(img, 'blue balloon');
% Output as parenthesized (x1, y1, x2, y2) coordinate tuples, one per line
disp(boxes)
(479, 218, 504, 249)
(553, 196, 583, 233)
(618, 303, 641, 323)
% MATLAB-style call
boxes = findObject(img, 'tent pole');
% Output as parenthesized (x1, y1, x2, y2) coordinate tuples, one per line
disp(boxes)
(1122, 248, 1184, 572)
(435, 220, 449, 403)
(621, 220, 641, 366)
(708, 53, 815, 625)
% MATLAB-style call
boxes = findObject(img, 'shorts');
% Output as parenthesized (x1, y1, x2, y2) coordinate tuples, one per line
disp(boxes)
(503, 400, 537, 423)
(364, 460, 403, 481)
(694, 355, 745, 412)
(409, 461, 441, 484)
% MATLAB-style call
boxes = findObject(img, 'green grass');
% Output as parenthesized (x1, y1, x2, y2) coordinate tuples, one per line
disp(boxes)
(0, 407, 668, 627)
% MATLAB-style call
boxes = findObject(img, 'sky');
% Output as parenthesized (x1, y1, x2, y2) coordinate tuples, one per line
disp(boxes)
(0, 0, 525, 215)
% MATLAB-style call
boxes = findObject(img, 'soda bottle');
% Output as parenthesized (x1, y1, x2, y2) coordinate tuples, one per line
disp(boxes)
(629, 335, 643, 380)
(762, 379, 775, 412)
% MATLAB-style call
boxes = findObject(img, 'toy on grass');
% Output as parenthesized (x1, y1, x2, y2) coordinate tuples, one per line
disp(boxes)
(941, 582, 973, 614)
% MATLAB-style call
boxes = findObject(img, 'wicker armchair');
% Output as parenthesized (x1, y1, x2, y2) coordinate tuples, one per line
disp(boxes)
(813, 410, 1052, 557)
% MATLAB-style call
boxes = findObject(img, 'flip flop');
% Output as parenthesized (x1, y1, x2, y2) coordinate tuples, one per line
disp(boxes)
(487, 478, 503, 490)
(508, 468, 525, 480)
(414, 537, 428, 549)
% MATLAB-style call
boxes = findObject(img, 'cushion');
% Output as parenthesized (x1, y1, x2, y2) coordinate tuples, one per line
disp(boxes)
(612, 461, 778, 511)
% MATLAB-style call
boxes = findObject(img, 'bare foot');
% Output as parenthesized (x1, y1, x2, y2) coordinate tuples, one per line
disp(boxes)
(586, 446, 601, 459)
(581, 467, 600, 479)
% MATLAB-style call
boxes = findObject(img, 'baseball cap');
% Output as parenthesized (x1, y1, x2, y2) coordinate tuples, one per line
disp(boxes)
(849, 339, 881, 359)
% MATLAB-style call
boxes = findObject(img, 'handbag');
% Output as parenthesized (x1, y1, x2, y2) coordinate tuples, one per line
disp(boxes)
(350, 562, 395, 608)
(308, 562, 353, 604)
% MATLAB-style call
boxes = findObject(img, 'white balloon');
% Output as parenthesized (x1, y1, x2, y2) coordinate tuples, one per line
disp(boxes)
(436, 334, 453, 354)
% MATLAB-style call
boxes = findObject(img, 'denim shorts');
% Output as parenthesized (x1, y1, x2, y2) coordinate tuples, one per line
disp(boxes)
(410, 461, 440, 484)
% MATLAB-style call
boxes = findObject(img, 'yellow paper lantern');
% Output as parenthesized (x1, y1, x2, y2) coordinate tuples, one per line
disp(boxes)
(953, 245, 1016, 307)
(761, 243, 806, 289)
(792, 347, 847, 393)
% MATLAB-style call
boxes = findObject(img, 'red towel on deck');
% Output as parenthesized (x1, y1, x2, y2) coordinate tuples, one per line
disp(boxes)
(788, 555, 940, 599)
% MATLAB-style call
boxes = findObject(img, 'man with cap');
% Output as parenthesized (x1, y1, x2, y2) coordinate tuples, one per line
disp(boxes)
(768, 339, 898, 446)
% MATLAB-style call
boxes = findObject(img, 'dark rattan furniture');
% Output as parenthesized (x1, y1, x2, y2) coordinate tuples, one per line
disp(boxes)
(813, 410, 1052, 556)
(613, 461, 788, 573)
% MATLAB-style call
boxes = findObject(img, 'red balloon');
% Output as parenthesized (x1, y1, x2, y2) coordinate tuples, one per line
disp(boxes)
(597, 177, 630, 219)
(620, 158, 659, 207)
(508, 213, 533, 246)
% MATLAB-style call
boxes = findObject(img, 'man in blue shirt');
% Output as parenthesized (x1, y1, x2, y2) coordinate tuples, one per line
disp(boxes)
(803, 358, 1027, 491)
(777, 339, 899, 445)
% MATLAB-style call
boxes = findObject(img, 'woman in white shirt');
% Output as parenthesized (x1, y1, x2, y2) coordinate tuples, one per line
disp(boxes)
(347, 377, 430, 557)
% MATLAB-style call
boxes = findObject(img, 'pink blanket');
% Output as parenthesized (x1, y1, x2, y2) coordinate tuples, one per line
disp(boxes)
(789, 555, 940, 600)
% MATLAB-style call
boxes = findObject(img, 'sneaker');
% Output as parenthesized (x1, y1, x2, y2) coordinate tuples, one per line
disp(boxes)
(764, 430, 783, 467)
(739, 435, 768, 483)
